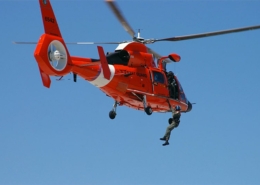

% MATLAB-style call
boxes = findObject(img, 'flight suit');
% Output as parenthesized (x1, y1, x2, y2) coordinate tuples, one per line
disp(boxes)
(163, 110, 181, 141)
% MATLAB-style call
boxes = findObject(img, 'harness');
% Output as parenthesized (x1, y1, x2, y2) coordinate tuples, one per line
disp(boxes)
(173, 112, 181, 127)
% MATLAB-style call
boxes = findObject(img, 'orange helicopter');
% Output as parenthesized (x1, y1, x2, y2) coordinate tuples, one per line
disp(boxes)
(17, 0, 260, 120)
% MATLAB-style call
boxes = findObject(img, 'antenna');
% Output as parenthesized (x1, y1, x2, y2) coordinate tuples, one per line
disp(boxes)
(137, 29, 141, 39)
(135, 29, 144, 42)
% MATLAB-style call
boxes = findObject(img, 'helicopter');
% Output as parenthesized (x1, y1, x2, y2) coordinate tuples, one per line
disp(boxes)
(16, 0, 260, 120)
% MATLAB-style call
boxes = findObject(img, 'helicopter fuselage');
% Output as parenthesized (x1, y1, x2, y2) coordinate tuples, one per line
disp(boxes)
(67, 42, 191, 113)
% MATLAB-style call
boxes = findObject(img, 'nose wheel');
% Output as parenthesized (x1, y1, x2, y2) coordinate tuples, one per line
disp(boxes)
(109, 110, 116, 119)
(109, 101, 118, 119)
(145, 106, 153, 115)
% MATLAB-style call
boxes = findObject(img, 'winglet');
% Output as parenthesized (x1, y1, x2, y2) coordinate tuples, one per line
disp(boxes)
(39, 0, 62, 37)
(97, 46, 111, 80)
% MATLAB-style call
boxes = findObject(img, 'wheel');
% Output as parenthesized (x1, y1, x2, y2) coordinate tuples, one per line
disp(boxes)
(145, 106, 153, 115)
(168, 118, 173, 124)
(109, 111, 116, 119)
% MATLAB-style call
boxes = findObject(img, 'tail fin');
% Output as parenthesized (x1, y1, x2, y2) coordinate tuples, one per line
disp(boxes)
(39, 0, 62, 37)
(97, 46, 111, 80)
(34, 0, 72, 88)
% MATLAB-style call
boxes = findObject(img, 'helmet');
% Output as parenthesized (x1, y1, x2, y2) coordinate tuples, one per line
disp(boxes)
(175, 105, 181, 111)
(168, 71, 174, 76)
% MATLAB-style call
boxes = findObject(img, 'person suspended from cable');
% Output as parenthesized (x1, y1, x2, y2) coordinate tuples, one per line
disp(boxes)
(160, 105, 181, 146)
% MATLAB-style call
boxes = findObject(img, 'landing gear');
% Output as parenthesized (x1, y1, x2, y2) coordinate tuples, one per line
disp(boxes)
(108, 95, 153, 119)
(131, 93, 153, 116)
(143, 95, 153, 115)
(145, 106, 153, 115)
(109, 101, 118, 119)
(109, 110, 116, 119)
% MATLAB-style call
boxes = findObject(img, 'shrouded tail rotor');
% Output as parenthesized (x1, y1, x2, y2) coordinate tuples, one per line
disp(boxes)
(34, 35, 72, 88)
(48, 40, 68, 71)
(33, 0, 72, 88)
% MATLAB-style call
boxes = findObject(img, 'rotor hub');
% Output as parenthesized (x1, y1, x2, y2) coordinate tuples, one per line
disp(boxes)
(53, 50, 61, 61)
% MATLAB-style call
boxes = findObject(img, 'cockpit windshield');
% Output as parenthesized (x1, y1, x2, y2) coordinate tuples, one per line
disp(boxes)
(174, 77, 188, 104)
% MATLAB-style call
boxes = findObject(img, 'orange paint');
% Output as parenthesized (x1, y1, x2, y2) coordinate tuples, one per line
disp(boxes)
(32, 0, 192, 119)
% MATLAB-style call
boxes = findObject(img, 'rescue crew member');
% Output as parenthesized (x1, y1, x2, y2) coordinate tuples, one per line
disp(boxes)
(167, 71, 178, 99)
(160, 105, 181, 146)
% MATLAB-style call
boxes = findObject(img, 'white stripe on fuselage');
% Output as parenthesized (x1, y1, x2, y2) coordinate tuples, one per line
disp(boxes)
(89, 65, 115, 87)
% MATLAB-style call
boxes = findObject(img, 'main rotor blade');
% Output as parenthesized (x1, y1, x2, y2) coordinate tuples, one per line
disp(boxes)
(65, 42, 121, 45)
(105, 0, 135, 38)
(13, 41, 121, 45)
(155, 25, 260, 42)
(13, 41, 38, 44)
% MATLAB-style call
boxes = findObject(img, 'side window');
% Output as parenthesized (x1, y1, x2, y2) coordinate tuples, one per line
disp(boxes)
(153, 71, 165, 84)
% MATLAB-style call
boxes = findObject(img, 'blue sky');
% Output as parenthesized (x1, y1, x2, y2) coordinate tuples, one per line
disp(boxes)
(1, 0, 260, 185)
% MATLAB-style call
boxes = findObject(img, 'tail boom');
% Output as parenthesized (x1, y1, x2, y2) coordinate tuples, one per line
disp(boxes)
(35, 0, 114, 88)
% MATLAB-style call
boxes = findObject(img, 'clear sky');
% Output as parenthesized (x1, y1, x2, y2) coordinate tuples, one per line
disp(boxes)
(1, 0, 260, 185)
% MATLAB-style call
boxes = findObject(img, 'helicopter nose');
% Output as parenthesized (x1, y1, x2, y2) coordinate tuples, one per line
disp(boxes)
(186, 101, 193, 112)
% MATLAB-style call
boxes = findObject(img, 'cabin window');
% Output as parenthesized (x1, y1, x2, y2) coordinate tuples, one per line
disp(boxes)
(153, 71, 165, 84)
